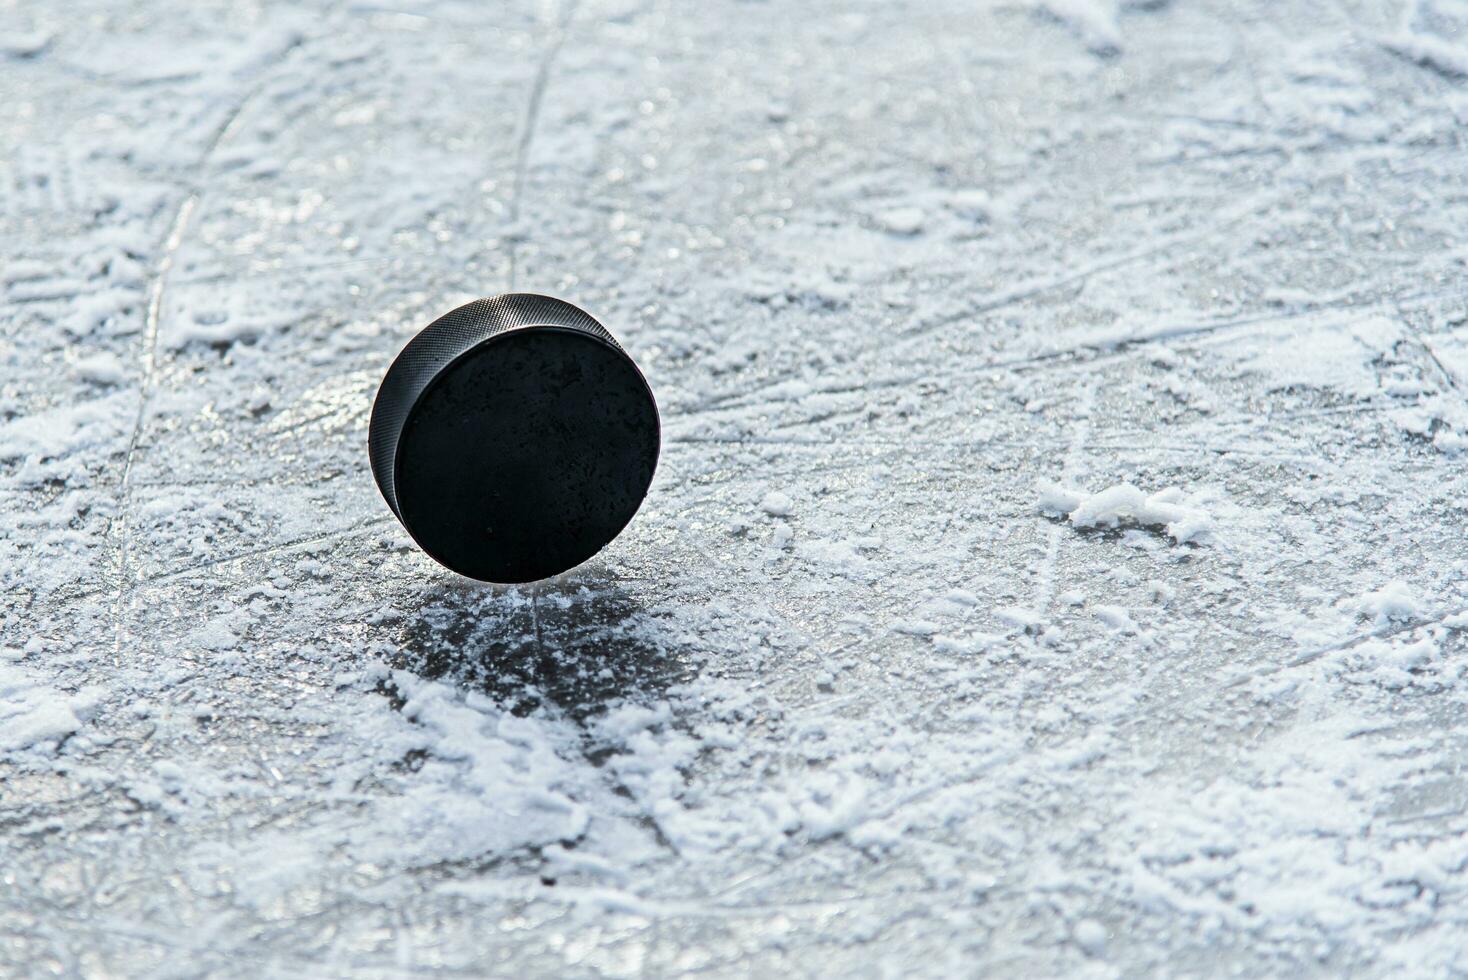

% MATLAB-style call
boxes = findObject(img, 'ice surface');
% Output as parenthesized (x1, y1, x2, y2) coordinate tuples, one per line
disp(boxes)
(5, 0, 1468, 975)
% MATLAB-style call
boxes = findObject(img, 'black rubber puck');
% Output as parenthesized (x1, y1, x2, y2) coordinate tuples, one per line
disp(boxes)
(369, 293, 659, 583)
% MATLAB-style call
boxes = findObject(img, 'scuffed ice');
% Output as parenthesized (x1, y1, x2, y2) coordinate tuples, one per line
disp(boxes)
(5, 0, 1468, 975)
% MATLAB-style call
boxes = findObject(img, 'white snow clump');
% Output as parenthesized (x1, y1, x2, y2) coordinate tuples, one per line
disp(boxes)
(1037, 481, 1215, 544)
(1349, 581, 1422, 628)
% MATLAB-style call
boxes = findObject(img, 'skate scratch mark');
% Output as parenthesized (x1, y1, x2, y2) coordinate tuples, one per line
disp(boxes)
(1392, 294, 1465, 403)
(1239, 603, 1468, 687)
(1094, 396, 1411, 446)
(898, 236, 1185, 341)
(50, 517, 395, 610)
(679, 289, 1419, 421)
(1109, 604, 1468, 738)
(108, 39, 307, 663)
(262, 402, 371, 438)
(507, 0, 581, 291)
(678, 303, 1274, 418)
(1418, 335, 1463, 397)
(692, 182, 1301, 398)
(143, 516, 395, 585)
(1032, 382, 1095, 614)
(682, 374, 921, 416)
(0, 468, 350, 495)
(528, 587, 550, 671)
(108, 190, 198, 661)
(937, 32, 997, 175)
(665, 433, 1045, 450)
(668, 426, 1338, 461)
(883, 182, 1297, 359)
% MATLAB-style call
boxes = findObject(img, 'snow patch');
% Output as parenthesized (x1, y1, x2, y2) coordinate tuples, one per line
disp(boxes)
(72, 351, 128, 386)
(1073, 918, 1107, 956)
(759, 490, 794, 517)
(0, 392, 133, 481)
(1381, 30, 1468, 78)
(350, 671, 590, 867)
(1235, 315, 1401, 397)
(1094, 604, 1137, 632)
(872, 206, 925, 236)
(1347, 581, 1422, 627)
(996, 606, 1046, 632)
(1029, 0, 1122, 55)
(0, 664, 101, 754)
(1039, 482, 1215, 544)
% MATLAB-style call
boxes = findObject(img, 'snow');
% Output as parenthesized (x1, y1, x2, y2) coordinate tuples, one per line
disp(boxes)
(1350, 581, 1423, 627)
(758, 490, 794, 517)
(0, 392, 133, 481)
(6, 0, 1468, 974)
(1093, 603, 1137, 632)
(352, 670, 591, 867)
(0, 664, 100, 753)
(1073, 918, 1107, 956)
(1039, 482, 1216, 544)
(1029, 0, 1123, 56)
(1382, 31, 1468, 79)
(1234, 315, 1403, 398)
(72, 351, 127, 386)
(0, 31, 52, 59)
(873, 206, 926, 236)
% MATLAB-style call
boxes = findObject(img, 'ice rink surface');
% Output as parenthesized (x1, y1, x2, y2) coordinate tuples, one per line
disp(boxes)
(5, 0, 1468, 974)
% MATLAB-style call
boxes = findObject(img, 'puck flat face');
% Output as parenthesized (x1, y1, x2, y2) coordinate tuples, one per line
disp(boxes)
(369, 295, 659, 583)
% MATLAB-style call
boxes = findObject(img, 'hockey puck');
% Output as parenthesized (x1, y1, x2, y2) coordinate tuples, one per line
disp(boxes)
(368, 293, 660, 583)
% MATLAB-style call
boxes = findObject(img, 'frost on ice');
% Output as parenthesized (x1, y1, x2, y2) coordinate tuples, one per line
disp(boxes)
(8, 0, 1468, 974)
